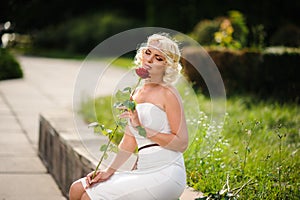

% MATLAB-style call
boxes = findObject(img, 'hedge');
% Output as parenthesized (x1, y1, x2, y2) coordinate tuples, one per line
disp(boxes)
(181, 47, 299, 102)
(0, 48, 23, 81)
(32, 12, 142, 54)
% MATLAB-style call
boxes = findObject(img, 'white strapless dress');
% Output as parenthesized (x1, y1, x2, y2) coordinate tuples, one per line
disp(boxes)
(80, 103, 186, 200)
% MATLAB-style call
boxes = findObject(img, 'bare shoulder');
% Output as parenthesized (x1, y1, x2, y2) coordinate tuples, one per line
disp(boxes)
(163, 85, 180, 100)
(162, 84, 182, 107)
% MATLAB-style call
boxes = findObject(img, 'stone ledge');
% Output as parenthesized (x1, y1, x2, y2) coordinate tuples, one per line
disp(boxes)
(38, 110, 96, 198)
(38, 109, 200, 199)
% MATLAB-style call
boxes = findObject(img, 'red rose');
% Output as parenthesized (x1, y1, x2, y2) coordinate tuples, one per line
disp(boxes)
(135, 67, 150, 79)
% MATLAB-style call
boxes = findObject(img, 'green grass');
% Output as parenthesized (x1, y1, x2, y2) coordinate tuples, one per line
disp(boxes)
(79, 94, 299, 199)
(185, 96, 299, 199)
(79, 95, 125, 144)
(110, 56, 134, 69)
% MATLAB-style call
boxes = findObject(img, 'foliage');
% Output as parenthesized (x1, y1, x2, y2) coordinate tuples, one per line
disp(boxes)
(3, 0, 299, 48)
(250, 24, 266, 50)
(0, 48, 23, 80)
(32, 12, 142, 54)
(214, 18, 239, 48)
(270, 24, 300, 47)
(191, 10, 249, 49)
(88, 122, 119, 179)
(227, 10, 249, 48)
(110, 57, 134, 69)
(191, 19, 221, 46)
(79, 96, 124, 144)
(185, 95, 299, 199)
(182, 47, 300, 102)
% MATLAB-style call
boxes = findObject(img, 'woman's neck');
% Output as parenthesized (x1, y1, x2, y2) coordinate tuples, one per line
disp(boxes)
(145, 77, 164, 85)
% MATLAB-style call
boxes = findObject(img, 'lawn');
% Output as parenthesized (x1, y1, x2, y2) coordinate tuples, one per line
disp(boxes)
(185, 96, 299, 199)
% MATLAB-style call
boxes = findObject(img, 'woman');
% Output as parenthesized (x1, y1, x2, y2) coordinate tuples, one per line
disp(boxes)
(69, 33, 189, 200)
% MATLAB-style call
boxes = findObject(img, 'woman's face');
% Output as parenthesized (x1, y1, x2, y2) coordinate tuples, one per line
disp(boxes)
(142, 47, 167, 77)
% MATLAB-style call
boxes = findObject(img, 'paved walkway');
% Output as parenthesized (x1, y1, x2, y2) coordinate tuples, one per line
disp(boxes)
(0, 56, 121, 200)
(0, 56, 200, 199)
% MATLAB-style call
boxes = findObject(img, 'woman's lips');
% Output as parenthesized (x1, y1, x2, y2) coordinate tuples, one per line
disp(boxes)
(143, 65, 151, 70)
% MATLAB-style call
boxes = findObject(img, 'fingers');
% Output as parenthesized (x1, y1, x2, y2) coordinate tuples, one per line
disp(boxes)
(118, 110, 136, 119)
(91, 172, 103, 183)
(85, 171, 107, 188)
(117, 106, 128, 112)
(85, 178, 90, 189)
(118, 111, 130, 119)
(84, 169, 116, 189)
(129, 111, 141, 127)
(85, 171, 99, 189)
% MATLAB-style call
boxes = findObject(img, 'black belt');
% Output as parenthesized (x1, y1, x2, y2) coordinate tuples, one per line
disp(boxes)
(138, 143, 159, 151)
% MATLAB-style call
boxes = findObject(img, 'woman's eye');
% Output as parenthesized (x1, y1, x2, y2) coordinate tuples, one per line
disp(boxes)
(145, 49, 151, 55)
(156, 57, 163, 61)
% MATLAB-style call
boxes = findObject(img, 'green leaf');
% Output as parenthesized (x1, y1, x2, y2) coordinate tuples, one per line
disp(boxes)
(103, 153, 108, 160)
(136, 126, 146, 137)
(113, 102, 123, 108)
(122, 87, 132, 93)
(100, 124, 105, 130)
(108, 132, 114, 140)
(116, 120, 127, 128)
(109, 144, 119, 153)
(123, 100, 136, 111)
(100, 144, 108, 151)
(102, 128, 113, 136)
(94, 126, 102, 133)
(115, 89, 130, 102)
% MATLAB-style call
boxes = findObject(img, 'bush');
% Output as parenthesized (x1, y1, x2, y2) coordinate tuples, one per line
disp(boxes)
(191, 10, 249, 49)
(181, 47, 300, 102)
(261, 47, 300, 100)
(0, 48, 23, 80)
(191, 19, 221, 46)
(270, 24, 300, 47)
(228, 10, 249, 48)
(32, 12, 143, 54)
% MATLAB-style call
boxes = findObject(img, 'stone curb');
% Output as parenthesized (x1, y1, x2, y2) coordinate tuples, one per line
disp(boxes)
(38, 111, 96, 198)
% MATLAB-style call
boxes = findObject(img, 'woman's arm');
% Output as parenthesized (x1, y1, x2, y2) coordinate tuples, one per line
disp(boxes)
(146, 87, 189, 152)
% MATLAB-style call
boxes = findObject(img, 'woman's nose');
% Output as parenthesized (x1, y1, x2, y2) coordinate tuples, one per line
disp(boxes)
(146, 55, 154, 63)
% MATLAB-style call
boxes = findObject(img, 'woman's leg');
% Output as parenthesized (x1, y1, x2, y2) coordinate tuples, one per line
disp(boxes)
(69, 180, 90, 200)
(81, 192, 91, 200)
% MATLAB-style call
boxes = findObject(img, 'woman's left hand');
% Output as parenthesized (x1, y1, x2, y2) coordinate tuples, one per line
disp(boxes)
(119, 109, 141, 127)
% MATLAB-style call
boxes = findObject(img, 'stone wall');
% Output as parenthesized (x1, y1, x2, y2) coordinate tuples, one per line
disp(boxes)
(38, 110, 97, 198)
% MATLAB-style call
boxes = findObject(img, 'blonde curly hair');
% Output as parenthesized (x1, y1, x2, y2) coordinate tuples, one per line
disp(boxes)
(134, 33, 182, 84)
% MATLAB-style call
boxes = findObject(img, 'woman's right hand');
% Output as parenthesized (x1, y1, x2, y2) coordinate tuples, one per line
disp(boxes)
(85, 169, 115, 188)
